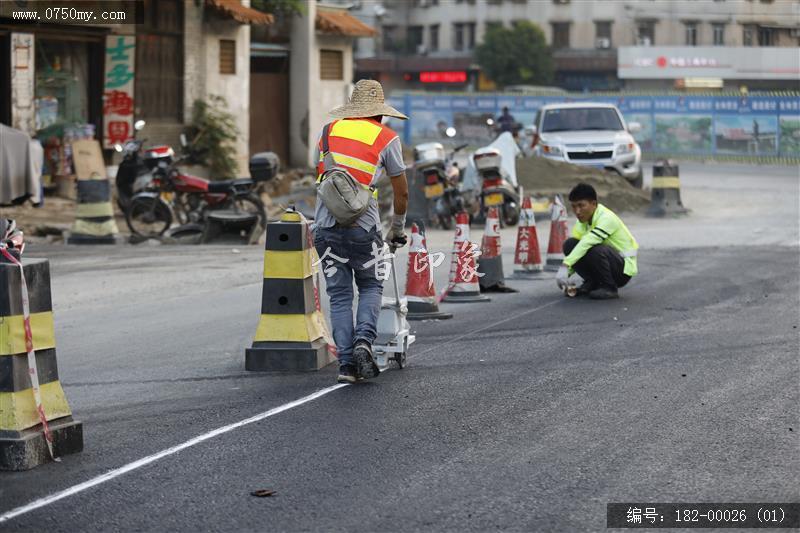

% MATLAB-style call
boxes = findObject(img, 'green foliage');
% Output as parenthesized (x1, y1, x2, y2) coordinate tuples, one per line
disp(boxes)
(185, 95, 240, 180)
(780, 119, 800, 154)
(251, 0, 305, 16)
(475, 21, 554, 88)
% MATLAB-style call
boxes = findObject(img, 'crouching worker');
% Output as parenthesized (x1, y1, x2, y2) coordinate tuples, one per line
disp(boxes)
(556, 183, 638, 300)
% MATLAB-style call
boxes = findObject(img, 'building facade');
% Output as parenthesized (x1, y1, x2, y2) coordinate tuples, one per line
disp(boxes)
(350, 0, 800, 92)
(1, 0, 269, 178)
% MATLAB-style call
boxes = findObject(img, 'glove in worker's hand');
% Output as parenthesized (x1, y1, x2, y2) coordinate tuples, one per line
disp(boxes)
(386, 214, 407, 248)
(556, 264, 569, 290)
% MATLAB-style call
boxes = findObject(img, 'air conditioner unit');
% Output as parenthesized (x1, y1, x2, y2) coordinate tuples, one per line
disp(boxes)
(595, 37, 611, 49)
(417, 44, 428, 55)
(636, 36, 652, 46)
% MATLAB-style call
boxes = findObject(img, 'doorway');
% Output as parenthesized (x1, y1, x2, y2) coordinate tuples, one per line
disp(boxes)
(249, 52, 289, 163)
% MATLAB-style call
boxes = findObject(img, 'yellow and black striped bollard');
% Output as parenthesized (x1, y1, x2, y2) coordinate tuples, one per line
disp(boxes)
(0, 258, 83, 470)
(245, 209, 335, 371)
(647, 160, 689, 217)
(67, 173, 119, 244)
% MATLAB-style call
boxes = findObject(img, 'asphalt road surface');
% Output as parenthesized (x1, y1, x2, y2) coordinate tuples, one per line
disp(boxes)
(0, 163, 797, 532)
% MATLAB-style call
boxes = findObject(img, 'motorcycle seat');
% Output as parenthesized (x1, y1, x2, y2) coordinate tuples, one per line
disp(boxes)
(207, 178, 254, 193)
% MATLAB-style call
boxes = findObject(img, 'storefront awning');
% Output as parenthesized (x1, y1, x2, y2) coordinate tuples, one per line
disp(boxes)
(206, 0, 273, 25)
(316, 9, 376, 37)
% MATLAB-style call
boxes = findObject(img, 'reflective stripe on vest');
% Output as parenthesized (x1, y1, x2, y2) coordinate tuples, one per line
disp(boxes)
(316, 153, 379, 199)
(317, 118, 398, 190)
(621, 249, 638, 258)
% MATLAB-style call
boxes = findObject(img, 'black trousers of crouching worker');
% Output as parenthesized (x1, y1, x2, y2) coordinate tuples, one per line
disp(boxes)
(563, 238, 631, 290)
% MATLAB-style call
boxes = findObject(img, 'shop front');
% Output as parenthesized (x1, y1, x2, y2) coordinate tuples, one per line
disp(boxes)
(1, 22, 106, 196)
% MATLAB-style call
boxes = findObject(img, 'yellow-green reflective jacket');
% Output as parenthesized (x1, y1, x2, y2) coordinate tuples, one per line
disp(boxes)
(564, 203, 639, 277)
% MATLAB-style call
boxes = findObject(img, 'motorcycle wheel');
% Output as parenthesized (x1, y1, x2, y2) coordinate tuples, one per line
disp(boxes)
(438, 213, 454, 231)
(503, 203, 520, 227)
(227, 194, 267, 235)
(125, 196, 172, 237)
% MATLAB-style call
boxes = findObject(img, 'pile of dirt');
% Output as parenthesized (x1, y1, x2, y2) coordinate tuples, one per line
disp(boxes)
(516, 157, 650, 213)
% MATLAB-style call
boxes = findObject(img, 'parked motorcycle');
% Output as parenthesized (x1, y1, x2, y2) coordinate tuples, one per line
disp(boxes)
(114, 120, 174, 211)
(414, 141, 468, 230)
(124, 138, 278, 239)
(473, 135, 521, 227)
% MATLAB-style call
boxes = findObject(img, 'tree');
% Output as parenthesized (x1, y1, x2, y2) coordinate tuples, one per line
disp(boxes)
(184, 95, 240, 179)
(474, 21, 554, 88)
(251, 0, 305, 16)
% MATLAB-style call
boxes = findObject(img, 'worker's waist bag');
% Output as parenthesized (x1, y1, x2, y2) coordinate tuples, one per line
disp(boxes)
(316, 123, 375, 227)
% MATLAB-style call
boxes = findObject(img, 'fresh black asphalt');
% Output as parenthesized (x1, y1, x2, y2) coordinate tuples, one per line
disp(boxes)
(1, 246, 797, 532)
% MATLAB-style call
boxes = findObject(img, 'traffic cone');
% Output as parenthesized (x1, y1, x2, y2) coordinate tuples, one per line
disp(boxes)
(544, 194, 569, 271)
(245, 208, 335, 371)
(442, 212, 490, 303)
(477, 207, 517, 293)
(0, 254, 83, 470)
(67, 168, 119, 244)
(405, 224, 453, 320)
(510, 196, 544, 279)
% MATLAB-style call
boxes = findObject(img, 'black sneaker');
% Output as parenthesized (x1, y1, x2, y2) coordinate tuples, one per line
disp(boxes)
(354, 340, 380, 379)
(589, 286, 619, 300)
(575, 281, 598, 297)
(337, 365, 357, 384)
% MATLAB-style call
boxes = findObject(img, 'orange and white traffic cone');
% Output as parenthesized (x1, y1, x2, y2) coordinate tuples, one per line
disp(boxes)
(405, 223, 453, 320)
(441, 212, 490, 303)
(510, 196, 544, 279)
(544, 194, 569, 271)
(477, 207, 517, 292)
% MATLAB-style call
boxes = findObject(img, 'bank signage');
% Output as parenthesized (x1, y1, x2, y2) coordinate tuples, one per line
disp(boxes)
(618, 46, 800, 80)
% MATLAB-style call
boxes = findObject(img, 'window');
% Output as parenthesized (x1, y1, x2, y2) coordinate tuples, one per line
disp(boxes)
(320, 50, 343, 80)
(541, 107, 623, 133)
(382, 25, 397, 53)
(595, 21, 612, 47)
(551, 22, 570, 48)
(758, 26, 775, 45)
(429, 24, 439, 51)
(743, 24, 755, 45)
(219, 40, 236, 74)
(136, 0, 183, 121)
(407, 25, 424, 53)
(454, 22, 475, 50)
(712, 23, 725, 45)
(487, 0, 502, 4)
(454, 23, 465, 50)
(684, 22, 698, 46)
(636, 20, 655, 45)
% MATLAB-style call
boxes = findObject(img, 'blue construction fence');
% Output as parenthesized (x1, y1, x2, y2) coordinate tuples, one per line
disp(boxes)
(386, 92, 800, 163)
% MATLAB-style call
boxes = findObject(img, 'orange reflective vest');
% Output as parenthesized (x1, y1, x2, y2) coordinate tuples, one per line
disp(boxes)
(316, 118, 399, 189)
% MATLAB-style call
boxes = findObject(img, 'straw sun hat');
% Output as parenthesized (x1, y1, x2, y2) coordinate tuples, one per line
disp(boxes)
(328, 79, 408, 120)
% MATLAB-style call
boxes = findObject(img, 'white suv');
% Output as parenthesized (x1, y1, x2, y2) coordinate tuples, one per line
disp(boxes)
(530, 103, 644, 187)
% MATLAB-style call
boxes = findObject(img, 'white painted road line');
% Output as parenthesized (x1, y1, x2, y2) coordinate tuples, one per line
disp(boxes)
(0, 384, 348, 524)
(1, 296, 561, 524)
